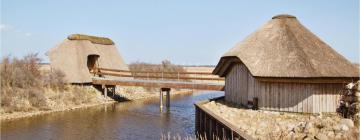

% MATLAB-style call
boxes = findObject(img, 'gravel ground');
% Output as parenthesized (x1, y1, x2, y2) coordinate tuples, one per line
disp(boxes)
(203, 100, 359, 140)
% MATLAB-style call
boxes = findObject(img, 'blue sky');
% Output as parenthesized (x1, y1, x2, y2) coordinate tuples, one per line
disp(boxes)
(1, 0, 359, 65)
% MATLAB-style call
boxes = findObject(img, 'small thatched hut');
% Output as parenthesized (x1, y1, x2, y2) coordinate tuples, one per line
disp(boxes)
(213, 14, 359, 113)
(48, 34, 128, 83)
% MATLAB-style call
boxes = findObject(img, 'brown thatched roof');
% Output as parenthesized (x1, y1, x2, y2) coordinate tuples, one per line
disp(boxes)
(213, 14, 359, 78)
(49, 34, 128, 83)
(68, 34, 115, 45)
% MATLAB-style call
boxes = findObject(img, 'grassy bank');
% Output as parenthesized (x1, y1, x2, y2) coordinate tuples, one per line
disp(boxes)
(0, 54, 107, 121)
(1, 55, 197, 121)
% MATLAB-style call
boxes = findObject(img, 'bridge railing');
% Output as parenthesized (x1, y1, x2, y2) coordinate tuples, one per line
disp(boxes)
(91, 67, 224, 82)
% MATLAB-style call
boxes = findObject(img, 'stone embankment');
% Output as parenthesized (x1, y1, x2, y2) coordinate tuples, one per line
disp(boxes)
(203, 101, 359, 140)
(338, 81, 360, 129)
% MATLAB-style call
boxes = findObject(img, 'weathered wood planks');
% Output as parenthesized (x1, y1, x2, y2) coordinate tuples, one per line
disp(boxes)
(225, 63, 348, 113)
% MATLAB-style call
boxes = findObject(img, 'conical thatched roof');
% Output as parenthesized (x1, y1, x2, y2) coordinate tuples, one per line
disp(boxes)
(213, 14, 359, 78)
(49, 34, 128, 83)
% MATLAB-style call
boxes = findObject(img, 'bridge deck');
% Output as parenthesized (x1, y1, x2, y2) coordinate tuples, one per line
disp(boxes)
(92, 77, 224, 91)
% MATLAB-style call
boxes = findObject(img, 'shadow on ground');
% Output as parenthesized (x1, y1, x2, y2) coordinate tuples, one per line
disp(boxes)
(92, 85, 131, 102)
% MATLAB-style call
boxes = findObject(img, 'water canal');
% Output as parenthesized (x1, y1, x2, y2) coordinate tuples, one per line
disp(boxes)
(1, 91, 223, 140)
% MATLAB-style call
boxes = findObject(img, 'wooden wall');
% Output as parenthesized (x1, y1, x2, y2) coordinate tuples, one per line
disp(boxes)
(225, 63, 345, 113)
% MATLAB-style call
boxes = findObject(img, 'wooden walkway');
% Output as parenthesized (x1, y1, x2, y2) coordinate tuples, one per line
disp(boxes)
(92, 77, 224, 91)
(91, 67, 225, 91)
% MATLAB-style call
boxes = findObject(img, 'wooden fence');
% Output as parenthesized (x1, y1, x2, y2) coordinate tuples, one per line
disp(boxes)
(195, 97, 254, 140)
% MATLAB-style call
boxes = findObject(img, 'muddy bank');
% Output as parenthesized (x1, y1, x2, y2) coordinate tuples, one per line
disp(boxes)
(203, 100, 359, 140)
(0, 101, 116, 122)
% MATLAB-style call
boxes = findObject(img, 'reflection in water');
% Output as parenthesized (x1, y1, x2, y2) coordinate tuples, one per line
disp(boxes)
(1, 91, 223, 140)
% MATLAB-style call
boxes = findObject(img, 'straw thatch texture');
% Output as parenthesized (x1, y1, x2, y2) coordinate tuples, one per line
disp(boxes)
(213, 14, 359, 78)
(48, 35, 128, 83)
(68, 34, 115, 45)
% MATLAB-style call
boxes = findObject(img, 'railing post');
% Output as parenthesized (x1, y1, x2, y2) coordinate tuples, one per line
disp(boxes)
(162, 72, 164, 80)
(177, 72, 180, 81)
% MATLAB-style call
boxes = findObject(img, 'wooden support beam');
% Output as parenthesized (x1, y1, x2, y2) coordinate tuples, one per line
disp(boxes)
(166, 91, 170, 108)
(103, 84, 107, 100)
(112, 86, 116, 98)
(159, 90, 163, 110)
(161, 88, 171, 108)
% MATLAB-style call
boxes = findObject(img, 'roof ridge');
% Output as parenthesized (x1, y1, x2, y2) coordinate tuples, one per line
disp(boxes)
(67, 34, 114, 45)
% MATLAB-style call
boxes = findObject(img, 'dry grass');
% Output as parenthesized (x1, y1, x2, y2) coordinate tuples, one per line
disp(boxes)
(129, 60, 187, 77)
(129, 60, 188, 91)
(0, 53, 102, 114)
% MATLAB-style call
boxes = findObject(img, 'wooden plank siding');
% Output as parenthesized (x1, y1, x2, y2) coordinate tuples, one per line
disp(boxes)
(225, 63, 345, 113)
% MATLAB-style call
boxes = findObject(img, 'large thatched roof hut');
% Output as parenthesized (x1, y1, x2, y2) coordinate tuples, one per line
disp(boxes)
(48, 34, 128, 83)
(213, 14, 359, 113)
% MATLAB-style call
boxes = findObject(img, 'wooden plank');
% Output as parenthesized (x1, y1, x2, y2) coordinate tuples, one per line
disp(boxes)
(242, 64, 248, 105)
(307, 84, 313, 113)
(280, 83, 291, 111)
(268, 83, 276, 110)
(315, 85, 320, 113)
(286, 83, 291, 112)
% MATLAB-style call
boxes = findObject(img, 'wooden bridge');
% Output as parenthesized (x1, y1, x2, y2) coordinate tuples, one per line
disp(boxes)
(91, 67, 225, 91)
(90, 67, 224, 109)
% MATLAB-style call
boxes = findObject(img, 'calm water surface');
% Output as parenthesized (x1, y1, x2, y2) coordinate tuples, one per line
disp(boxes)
(1, 91, 223, 140)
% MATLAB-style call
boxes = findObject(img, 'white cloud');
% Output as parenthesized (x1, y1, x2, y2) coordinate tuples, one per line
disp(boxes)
(25, 33, 32, 36)
(1, 24, 32, 37)
(0, 24, 11, 31)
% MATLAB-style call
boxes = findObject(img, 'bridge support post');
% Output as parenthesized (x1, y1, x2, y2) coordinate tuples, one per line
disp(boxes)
(166, 90, 170, 108)
(159, 90, 163, 110)
(102, 84, 107, 100)
(112, 86, 116, 97)
(160, 88, 171, 109)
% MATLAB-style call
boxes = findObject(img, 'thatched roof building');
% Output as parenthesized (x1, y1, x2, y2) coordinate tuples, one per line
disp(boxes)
(48, 34, 128, 83)
(213, 14, 359, 113)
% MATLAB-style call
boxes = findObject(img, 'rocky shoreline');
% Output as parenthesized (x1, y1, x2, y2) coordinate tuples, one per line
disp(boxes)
(203, 100, 359, 140)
